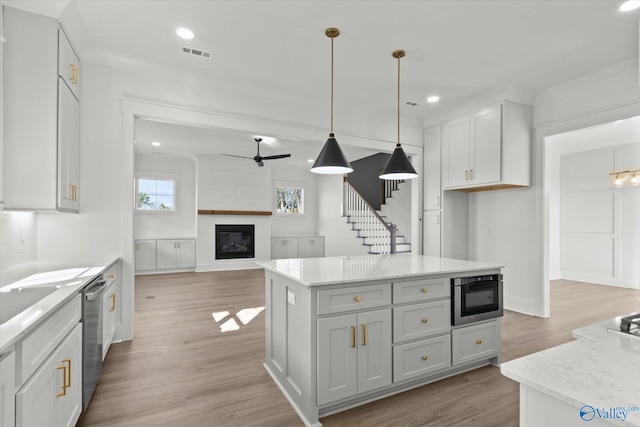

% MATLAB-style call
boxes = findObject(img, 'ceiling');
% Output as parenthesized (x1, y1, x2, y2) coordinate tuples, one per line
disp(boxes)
(6, 0, 640, 165)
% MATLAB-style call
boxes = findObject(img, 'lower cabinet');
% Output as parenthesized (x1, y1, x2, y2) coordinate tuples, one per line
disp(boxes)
(0, 352, 16, 427)
(452, 319, 501, 366)
(135, 239, 196, 272)
(102, 275, 118, 360)
(393, 334, 451, 382)
(271, 236, 324, 259)
(317, 309, 392, 405)
(16, 323, 82, 427)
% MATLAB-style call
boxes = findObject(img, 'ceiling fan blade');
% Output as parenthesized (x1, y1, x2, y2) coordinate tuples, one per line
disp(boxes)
(220, 154, 254, 160)
(262, 154, 291, 160)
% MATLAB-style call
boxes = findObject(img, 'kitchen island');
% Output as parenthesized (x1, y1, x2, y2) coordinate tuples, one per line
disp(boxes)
(501, 316, 640, 427)
(256, 254, 504, 427)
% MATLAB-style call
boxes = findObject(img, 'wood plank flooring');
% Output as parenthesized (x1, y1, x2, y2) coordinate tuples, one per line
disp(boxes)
(77, 272, 639, 427)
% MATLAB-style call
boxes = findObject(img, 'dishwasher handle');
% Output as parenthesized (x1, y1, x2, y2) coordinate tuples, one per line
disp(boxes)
(85, 280, 107, 301)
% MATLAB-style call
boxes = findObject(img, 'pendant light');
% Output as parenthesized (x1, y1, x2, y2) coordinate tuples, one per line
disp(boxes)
(311, 28, 353, 175)
(379, 50, 418, 180)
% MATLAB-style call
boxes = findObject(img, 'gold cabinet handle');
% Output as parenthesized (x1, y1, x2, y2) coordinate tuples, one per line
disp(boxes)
(109, 274, 115, 279)
(465, 170, 469, 180)
(470, 169, 474, 180)
(422, 318, 429, 323)
(422, 355, 429, 361)
(361, 324, 367, 346)
(476, 339, 483, 345)
(421, 288, 428, 293)
(68, 184, 77, 202)
(63, 358, 71, 388)
(354, 295, 362, 302)
(351, 325, 356, 348)
(56, 365, 67, 397)
(69, 64, 78, 84)
(110, 293, 116, 311)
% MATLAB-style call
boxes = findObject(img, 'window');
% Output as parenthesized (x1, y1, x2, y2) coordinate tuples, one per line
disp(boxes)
(136, 173, 177, 212)
(275, 183, 304, 214)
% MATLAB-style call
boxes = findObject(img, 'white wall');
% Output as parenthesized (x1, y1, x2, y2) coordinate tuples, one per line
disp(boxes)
(0, 212, 37, 285)
(133, 153, 197, 239)
(271, 165, 319, 237)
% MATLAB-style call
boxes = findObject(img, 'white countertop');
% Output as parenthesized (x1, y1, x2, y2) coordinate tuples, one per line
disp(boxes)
(0, 258, 118, 354)
(501, 316, 640, 427)
(255, 254, 503, 286)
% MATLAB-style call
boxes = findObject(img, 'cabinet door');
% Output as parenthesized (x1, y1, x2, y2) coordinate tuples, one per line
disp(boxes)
(176, 240, 196, 268)
(424, 125, 442, 210)
(57, 79, 80, 212)
(356, 309, 392, 394)
(317, 314, 358, 405)
(442, 115, 470, 188)
(16, 323, 82, 427)
(271, 238, 299, 259)
(452, 320, 501, 366)
(135, 240, 157, 271)
(57, 29, 79, 99)
(424, 211, 442, 257)
(156, 240, 178, 269)
(102, 282, 117, 360)
(0, 352, 16, 427)
(299, 237, 324, 258)
(469, 103, 502, 185)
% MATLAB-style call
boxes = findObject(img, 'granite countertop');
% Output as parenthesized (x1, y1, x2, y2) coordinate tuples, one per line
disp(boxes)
(255, 254, 503, 286)
(0, 258, 118, 354)
(501, 316, 640, 427)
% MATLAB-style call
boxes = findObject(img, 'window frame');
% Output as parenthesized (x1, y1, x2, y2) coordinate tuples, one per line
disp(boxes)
(274, 181, 305, 216)
(135, 171, 179, 214)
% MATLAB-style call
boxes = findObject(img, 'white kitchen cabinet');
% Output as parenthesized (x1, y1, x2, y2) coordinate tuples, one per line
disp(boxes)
(424, 124, 442, 211)
(156, 239, 196, 270)
(424, 211, 442, 257)
(102, 263, 119, 360)
(57, 29, 80, 99)
(2, 7, 81, 212)
(271, 237, 299, 259)
(392, 299, 450, 343)
(135, 240, 157, 271)
(393, 334, 451, 383)
(317, 308, 392, 405)
(16, 323, 82, 427)
(442, 100, 532, 191)
(271, 236, 325, 259)
(0, 352, 16, 427)
(298, 236, 325, 258)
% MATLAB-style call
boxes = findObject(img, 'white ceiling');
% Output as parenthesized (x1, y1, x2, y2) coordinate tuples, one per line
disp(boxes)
(7, 0, 640, 164)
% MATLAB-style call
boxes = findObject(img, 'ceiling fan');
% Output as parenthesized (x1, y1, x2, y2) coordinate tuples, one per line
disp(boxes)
(222, 137, 291, 167)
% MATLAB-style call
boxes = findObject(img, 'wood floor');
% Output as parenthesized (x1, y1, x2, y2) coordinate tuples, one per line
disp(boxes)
(77, 271, 639, 427)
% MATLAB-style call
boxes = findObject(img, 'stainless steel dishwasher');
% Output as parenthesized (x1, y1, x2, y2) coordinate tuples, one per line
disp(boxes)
(80, 275, 106, 410)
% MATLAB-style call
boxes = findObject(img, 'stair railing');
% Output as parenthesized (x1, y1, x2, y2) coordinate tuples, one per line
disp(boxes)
(343, 177, 397, 254)
(382, 178, 405, 205)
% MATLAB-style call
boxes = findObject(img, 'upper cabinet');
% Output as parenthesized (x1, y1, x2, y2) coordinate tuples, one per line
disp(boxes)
(441, 101, 533, 191)
(2, 7, 81, 212)
(423, 125, 442, 210)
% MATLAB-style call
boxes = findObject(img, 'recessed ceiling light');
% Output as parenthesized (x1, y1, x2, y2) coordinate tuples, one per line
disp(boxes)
(307, 159, 314, 163)
(151, 141, 161, 146)
(427, 96, 440, 103)
(620, 1, 640, 11)
(176, 27, 195, 40)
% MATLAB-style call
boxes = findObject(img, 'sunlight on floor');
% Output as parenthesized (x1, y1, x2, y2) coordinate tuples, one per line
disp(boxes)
(212, 306, 265, 333)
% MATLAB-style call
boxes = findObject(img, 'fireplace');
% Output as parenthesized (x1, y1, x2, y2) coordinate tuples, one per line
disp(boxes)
(215, 224, 255, 259)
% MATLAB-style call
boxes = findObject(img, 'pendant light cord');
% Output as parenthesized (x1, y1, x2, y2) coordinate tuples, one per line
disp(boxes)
(397, 53, 400, 148)
(330, 35, 334, 134)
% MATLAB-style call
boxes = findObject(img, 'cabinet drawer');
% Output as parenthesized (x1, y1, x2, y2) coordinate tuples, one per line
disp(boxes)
(393, 334, 451, 383)
(317, 284, 391, 315)
(392, 277, 449, 304)
(452, 320, 501, 366)
(103, 262, 118, 288)
(393, 300, 451, 343)
(16, 295, 81, 386)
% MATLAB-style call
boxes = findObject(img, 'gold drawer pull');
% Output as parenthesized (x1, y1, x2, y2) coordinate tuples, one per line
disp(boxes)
(63, 358, 71, 388)
(476, 339, 483, 345)
(422, 318, 428, 323)
(351, 325, 356, 348)
(109, 274, 115, 279)
(110, 293, 116, 311)
(421, 288, 428, 293)
(361, 324, 367, 346)
(56, 365, 67, 397)
(354, 295, 362, 302)
(422, 355, 429, 361)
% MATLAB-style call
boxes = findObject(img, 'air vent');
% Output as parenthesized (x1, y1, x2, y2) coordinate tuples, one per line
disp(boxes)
(181, 46, 213, 59)
(405, 101, 419, 107)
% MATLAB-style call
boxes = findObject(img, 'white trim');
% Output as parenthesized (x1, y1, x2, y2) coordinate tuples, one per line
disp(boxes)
(134, 171, 179, 213)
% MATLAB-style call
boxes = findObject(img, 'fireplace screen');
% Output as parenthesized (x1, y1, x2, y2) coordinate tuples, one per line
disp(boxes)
(216, 224, 255, 259)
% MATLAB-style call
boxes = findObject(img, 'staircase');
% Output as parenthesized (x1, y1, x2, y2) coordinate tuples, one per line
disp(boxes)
(343, 178, 411, 254)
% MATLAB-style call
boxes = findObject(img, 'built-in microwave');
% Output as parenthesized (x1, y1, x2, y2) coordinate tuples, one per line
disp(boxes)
(451, 274, 503, 326)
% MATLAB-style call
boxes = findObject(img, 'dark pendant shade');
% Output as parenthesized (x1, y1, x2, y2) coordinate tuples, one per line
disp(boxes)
(310, 133, 353, 174)
(379, 144, 418, 180)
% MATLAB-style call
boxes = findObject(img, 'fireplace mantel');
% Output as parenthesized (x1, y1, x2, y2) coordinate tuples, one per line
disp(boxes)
(198, 210, 272, 216)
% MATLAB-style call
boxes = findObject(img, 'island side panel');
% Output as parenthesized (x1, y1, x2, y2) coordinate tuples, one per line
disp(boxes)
(264, 271, 319, 426)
